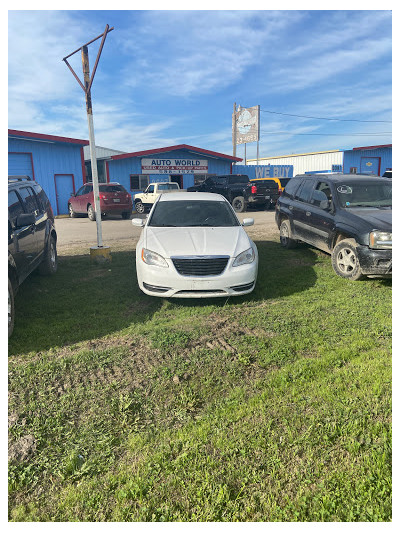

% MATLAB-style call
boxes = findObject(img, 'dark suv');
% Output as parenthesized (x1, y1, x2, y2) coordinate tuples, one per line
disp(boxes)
(187, 175, 252, 212)
(8, 176, 58, 336)
(275, 174, 392, 280)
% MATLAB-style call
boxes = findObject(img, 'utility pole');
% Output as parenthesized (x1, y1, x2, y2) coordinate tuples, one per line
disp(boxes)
(63, 25, 114, 262)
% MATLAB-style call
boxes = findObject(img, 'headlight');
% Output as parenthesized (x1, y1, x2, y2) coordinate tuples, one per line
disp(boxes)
(369, 231, 392, 249)
(141, 248, 168, 268)
(232, 247, 255, 267)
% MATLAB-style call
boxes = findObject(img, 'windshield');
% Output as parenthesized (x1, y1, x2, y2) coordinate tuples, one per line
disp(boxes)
(148, 200, 240, 227)
(336, 181, 392, 208)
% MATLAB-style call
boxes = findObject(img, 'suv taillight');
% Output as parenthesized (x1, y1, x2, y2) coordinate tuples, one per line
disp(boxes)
(251, 185, 257, 194)
(99, 194, 106, 200)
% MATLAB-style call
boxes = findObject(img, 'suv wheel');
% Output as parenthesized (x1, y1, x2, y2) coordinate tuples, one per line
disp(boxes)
(135, 201, 145, 214)
(68, 203, 77, 218)
(279, 219, 297, 249)
(88, 204, 96, 221)
(8, 278, 15, 338)
(39, 235, 58, 275)
(232, 196, 246, 213)
(332, 239, 365, 280)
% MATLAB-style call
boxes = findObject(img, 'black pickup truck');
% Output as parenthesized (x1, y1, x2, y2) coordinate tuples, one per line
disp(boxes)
(187, 175, 252, 212)
(249, 178, 281, 209)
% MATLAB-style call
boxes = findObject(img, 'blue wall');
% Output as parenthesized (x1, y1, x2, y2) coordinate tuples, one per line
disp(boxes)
(8, 137, 86, 215)
(343, 147, 392, 176)
(232, 164, 293, 179)
(107, 150, 233, 193)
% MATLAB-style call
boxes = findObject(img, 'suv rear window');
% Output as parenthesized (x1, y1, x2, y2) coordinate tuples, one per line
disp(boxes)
(99, 185, 125, 192)
(295, 180, 315, 203)
(282, 178, 301, 197)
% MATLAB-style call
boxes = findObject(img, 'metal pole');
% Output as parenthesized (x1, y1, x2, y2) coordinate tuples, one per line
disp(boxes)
(82, 45, 103, 248)
(232, 102, 237, 161)
(257, 141, 259, 165)
(244, 143, 247, 165)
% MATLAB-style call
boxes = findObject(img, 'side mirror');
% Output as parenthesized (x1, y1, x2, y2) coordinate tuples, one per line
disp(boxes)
(70, 191, 76, 197)
(15, 213, 35, 228)
(241, 218, 254, 227)
(132, 218, 145, 227)
(320, 199, 329, 210)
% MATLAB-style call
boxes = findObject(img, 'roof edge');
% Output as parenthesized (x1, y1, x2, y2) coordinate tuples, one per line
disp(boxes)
(110, 144, 242, 162)
(351, 144, 392, 151)
(8, 129, 89, 146)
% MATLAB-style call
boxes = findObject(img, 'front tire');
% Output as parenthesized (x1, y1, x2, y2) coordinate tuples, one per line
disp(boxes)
(232, 196, 247, 213)
(39, 235, 58, 275)
(135, 201, 145, 214)
(8, 278, 15, 338)
(332, 239, 365, 280)
(279, 219, 297, 249)
(88, 204, 96, 221)
(68, 203, 77, 218)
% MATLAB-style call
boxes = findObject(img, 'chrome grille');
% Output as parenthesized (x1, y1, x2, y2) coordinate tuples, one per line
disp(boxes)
(172, 256, 229, 276)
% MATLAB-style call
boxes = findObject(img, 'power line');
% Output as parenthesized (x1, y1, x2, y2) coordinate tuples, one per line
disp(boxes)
(260, 130, 392, 136)
(259, 108, 392, 123)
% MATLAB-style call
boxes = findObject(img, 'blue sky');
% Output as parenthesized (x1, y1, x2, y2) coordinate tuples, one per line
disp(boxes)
(8, 8, 392, 160)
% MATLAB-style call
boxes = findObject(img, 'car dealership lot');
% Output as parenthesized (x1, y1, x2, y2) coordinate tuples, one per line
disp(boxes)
(55, 209, 279, 251)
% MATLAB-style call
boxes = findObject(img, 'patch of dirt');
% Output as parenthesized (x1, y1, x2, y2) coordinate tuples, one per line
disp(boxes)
(8, 435, 37, 463)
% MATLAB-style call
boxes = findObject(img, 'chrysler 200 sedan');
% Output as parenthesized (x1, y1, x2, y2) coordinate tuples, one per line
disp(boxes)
(132, 192, 258, 298)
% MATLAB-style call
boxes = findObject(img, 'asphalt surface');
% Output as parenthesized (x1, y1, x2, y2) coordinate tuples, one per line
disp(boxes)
(55, 209, 279, 250)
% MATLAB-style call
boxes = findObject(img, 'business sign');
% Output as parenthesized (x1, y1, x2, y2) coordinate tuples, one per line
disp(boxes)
(233, 105, 260, 145)
(141, 158, 208, 175)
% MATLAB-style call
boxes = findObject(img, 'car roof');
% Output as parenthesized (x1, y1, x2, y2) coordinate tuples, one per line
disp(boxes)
(294, 173, 390, 183)
(158, 192, 226, 202)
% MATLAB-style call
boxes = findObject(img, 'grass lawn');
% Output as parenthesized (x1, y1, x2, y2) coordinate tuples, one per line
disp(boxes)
(8, 239, 392, 521)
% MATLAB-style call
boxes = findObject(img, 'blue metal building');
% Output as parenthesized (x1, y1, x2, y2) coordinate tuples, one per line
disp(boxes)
(8, 129, 89, 215)
(342, 144, 392, 176)
(106, 145, 241, 192)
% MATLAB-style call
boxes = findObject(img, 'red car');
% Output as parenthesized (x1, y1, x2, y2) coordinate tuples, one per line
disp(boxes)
(68, 182, 133, 220)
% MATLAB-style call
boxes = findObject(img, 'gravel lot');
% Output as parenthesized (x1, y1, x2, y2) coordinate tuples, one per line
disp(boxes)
(55, 209, 280, 254)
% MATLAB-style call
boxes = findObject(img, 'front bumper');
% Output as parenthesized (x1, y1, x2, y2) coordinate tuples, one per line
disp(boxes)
(137, 256, 258, 298)
(357, 245, 392, 275)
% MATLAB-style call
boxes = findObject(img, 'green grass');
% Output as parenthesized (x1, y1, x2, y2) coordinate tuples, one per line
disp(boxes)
(8, 240, 392, 521)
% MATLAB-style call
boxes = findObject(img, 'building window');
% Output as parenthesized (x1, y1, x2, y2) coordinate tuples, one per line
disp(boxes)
(85, 160, 107, 183)
(130, 175, 149, 191)
(350, 167, 357, 174)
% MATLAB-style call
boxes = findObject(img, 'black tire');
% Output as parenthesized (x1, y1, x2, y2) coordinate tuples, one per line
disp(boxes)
(88, 204, 96, 221)
(331, 239, 365, 280)
(68, 203, 77, 218)
(135, 201, 145, 214)
(39, 235, 58, 275)
(232, 196, 247, 213)
(121, 212, 131, 220)
(279, 219, 297, 249)
(8, 278, 15, 338)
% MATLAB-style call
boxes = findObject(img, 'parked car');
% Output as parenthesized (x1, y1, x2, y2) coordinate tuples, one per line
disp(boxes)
(132, 192, 258, 297)
(134, 182, 182, 214)
(249, 178, 281, 209)
(187, 175, 252, 212)
(8, 176, 58, 336)
(275, 174, 392, 280)
(68, 182, 133, 220)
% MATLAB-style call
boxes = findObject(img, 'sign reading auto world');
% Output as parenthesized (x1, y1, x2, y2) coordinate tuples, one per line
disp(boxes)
(141, 158, 208, 174)
(233, 105, 260, 144)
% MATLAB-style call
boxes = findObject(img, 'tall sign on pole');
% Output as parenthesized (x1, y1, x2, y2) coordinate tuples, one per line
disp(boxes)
(63, 25, 114, 261)
(232, 104, 260, 163)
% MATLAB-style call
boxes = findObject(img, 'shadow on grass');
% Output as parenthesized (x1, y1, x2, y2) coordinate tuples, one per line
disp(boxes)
(9, 242, 320, 356)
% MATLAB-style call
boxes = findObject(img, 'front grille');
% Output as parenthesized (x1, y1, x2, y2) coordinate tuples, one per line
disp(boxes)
(172, 256, 229, 276)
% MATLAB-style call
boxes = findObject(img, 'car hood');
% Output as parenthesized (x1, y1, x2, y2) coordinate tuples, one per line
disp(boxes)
(345, 208, 392, 231)
(144, 226, 251, 258)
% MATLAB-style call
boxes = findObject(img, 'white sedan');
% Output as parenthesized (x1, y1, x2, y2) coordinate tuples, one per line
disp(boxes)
(132, 192, 258, 298)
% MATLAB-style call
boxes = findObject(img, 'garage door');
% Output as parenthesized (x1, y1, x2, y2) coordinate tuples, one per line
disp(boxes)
(8, 153, 33, 178)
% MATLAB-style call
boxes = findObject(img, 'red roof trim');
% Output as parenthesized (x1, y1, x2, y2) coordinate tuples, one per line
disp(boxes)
(110, 144, 242, 162)
(352, 144, 392, 151)
(8, 129, 89, 146)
